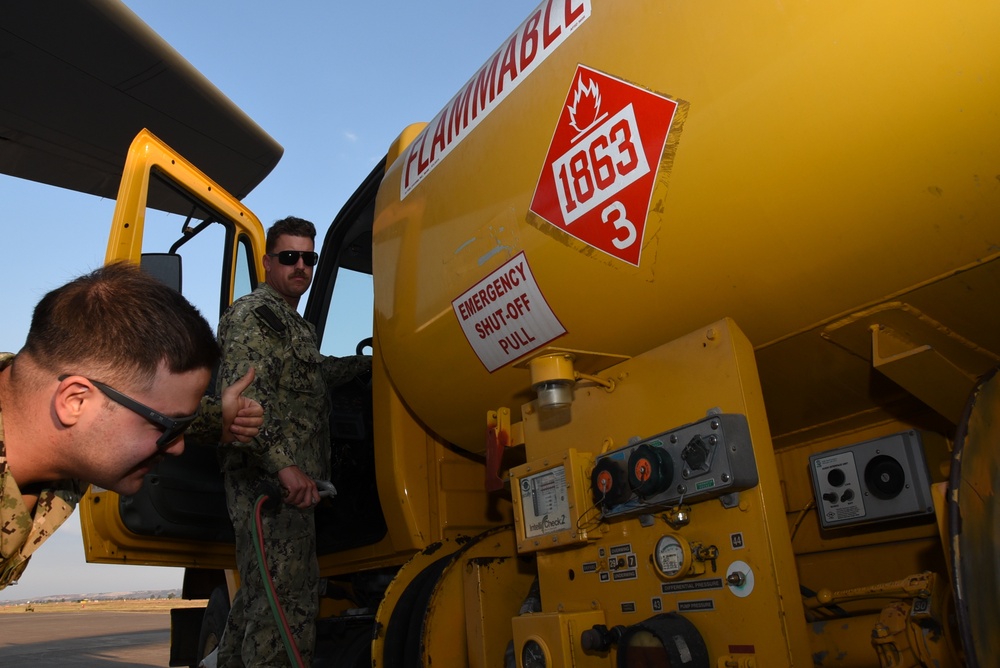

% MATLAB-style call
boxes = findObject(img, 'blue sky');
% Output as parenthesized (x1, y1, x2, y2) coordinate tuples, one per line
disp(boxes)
(0, 0, 540, 601)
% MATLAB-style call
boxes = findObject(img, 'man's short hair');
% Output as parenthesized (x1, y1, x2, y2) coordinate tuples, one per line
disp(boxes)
(21, 262, 220, 388)
(265, 216, 316, 253)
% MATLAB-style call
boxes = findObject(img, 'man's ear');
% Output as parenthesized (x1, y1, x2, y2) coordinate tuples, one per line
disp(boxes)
(54, 376, 94, 427)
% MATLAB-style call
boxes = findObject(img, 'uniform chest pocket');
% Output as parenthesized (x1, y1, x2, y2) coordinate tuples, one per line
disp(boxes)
(280, 336, 326, 395)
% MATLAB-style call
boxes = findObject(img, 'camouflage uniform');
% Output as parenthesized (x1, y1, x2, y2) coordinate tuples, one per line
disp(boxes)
(0, 353, 83, 589)
(214, 284, 368, 667)
(189, 394, 228, 444)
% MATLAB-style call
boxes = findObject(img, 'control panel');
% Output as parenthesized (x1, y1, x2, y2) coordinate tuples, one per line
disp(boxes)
(590, 414, 759, 518)
(809, 430, 934, 529)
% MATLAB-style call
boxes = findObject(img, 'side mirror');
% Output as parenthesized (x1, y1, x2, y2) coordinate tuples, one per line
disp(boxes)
(141, 253, 183, 292)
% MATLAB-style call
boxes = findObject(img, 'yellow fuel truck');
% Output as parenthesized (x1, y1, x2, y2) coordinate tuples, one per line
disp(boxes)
(75, 1, 999, 666)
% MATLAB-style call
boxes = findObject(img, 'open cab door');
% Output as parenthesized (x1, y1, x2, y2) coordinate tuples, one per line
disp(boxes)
(78, 129, 266, 570)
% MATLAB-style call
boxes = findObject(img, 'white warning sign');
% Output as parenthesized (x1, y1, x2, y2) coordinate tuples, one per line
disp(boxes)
(452, 253, 565, 371)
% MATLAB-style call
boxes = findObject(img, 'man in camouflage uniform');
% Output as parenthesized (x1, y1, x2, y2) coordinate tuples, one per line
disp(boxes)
(0, 263, 263, 589)
(215, 216, 369, 667)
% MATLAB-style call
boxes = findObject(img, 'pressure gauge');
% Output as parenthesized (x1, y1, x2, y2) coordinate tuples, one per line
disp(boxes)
(653, 533, 693, 580)
(521, 639, 548, 668)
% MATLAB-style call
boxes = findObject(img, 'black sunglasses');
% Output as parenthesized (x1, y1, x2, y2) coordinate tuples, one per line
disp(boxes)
(58, 375, 199, 448)
(268, 250, 318, 266)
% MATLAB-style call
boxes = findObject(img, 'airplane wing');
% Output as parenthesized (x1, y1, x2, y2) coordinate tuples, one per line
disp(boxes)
(0, 0, 282, 213)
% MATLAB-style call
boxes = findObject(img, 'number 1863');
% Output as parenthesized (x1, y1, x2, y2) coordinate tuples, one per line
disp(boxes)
(553, 103, 650, 224)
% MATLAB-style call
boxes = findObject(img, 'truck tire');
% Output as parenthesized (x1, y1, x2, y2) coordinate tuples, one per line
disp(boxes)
(197, 586, 230, 663)
(382, 554, 452, 668)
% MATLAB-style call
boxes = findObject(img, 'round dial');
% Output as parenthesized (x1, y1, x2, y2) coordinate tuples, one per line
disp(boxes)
(653, 533, 692, 580)
(521, 639, 547, 668)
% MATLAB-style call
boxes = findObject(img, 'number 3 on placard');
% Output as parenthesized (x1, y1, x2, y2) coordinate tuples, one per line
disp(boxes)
(601, 201, 637, 249)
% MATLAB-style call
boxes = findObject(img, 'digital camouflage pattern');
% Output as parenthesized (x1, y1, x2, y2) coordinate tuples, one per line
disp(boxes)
(0, 353, 83, 589)
(221, 469, 319, 667)
(188, 394, 225, 444)
(215, 284, 369, 667)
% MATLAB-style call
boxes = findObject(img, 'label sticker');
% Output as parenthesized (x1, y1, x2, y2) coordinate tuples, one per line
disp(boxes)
(677, 599, 715, 613)
(452, 252, 566, 371)
(530, 65, 680, 266)
(661, 578, 725, 594)
(401, 0, 592, 199)
(612, 569, 638, 581)
(519, 465, 570, 538)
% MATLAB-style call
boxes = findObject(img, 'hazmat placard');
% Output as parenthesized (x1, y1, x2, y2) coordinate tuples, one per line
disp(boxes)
(530, 65, 681, 266)
(452, 253, 565, 372)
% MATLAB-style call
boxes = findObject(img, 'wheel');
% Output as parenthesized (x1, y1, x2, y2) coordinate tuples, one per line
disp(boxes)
(950, 367, 1000, 668)
(382, 555, 452, 668)
(197, 586, 230, 664)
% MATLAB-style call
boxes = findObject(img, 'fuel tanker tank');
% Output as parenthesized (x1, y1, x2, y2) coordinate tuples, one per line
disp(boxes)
(372, 0, 1000, 453)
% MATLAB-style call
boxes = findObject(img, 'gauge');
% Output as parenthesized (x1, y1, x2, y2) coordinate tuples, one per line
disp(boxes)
(653, 533, 692, 580)
(521, 638, 548, 668)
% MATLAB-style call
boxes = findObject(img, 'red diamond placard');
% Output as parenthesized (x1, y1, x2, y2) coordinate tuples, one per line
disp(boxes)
(530, 65, 679, 266)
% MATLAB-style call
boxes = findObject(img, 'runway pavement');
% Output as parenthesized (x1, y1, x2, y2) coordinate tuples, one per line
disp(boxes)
(0, 611, 173, 667)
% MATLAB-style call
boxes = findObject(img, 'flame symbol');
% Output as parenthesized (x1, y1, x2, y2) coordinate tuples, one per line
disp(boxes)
(568, 75, 601, 134)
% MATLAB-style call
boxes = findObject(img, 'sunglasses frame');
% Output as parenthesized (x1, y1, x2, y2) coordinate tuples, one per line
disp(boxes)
(268, 250, 319, 266)
(58, 374, 199, 448)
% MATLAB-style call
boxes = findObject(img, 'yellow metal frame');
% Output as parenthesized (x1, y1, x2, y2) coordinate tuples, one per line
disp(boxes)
(80, 128, 266, 568)
(105, 128, 266, 294)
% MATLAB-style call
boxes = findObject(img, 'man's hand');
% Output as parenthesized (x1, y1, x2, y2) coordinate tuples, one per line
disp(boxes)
(221, 368, 264, 443)
(277, 465, 320, 509)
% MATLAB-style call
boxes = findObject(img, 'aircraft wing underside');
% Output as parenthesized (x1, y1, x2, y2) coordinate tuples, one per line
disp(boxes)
(0, 0, 282, 213)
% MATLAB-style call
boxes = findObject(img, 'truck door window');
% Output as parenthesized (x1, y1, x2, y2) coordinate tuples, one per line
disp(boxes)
(319, 267, 373, 357)
(234, 234, 256, 301)
(140, 171, 229, 326)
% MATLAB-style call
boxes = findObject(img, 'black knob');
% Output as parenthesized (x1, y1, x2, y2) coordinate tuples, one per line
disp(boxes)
(581, 624, 626, 652)
(627, 444, 673, 498)
(591, 459, 630, 508)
